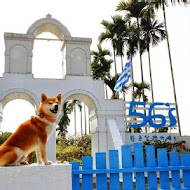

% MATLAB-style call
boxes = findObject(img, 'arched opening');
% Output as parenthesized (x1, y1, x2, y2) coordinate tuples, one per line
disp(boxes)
(27, 15, 71, 79)
(66, 100, 90, 138)
(56, 93, 98, 163)
(0, 92, 37, 133)
(32, 32, 64, 79)
(58, 93, 97, 138)
(27, 15, 71, 38)
(1, 99, 35, 133)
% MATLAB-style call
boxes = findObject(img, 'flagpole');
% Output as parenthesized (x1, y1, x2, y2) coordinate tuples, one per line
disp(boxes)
(130, 55, 134, 101)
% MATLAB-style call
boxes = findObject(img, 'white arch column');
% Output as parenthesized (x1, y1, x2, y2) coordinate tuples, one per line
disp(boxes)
(4, 33, 34, 74)
(89, 100, 126, 165)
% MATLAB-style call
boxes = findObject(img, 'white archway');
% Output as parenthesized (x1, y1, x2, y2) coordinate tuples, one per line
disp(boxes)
(27, 14, 71, 79)
(32, 32, 63, 79)
(63, 89, 101, 113)
(1, 99, 35, 133)
(27, 14, 71, 39)
(0, 91, 37, 133)
(0, 89, 39, 109)
(62, 90, 99, 137)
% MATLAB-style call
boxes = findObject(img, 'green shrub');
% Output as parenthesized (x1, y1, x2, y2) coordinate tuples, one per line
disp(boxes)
(143, 140, 190, 158)
(56, 135, 91, 164)
(0, 132, 12, 145)
(56, 145, 84, 164)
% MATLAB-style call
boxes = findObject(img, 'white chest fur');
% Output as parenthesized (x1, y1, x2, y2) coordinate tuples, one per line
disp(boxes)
(46, 124, 55, 139)
(36, 116, 55, 139)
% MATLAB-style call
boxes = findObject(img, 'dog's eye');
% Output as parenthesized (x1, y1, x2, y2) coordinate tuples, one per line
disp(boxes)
(49, 102, 53, 104)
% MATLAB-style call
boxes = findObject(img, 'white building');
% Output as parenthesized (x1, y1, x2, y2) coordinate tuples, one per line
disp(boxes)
(0, 15, 126, 162)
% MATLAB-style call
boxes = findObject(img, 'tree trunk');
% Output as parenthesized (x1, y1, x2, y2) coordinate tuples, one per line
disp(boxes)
(80, 107, 83, 137)
(122, 55, 125, 101)
(137, 17, 145, 102)
(147, 48, 155, 103)
(88, 117, 91, 134)
(74, 104, 77, 139)
(113, 47, 117, 75)
(137, 17, 146, 132)
(162, 3, 181, 135)
(121, 55, 124, 70)
(84, 104, 87, 135)
(130, 55, 135, 101)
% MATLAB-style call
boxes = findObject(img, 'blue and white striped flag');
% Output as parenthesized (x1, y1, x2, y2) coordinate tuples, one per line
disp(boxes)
(114, 60, 131, 92)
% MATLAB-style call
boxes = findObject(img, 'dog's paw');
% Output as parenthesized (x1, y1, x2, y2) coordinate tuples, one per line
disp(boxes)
(20, 161, 29, 165)
(45, 161, 52, 165)
(37, 160, 43, 164)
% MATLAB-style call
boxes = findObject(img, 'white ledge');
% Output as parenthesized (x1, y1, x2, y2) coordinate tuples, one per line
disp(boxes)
(0, 163, 72, 190)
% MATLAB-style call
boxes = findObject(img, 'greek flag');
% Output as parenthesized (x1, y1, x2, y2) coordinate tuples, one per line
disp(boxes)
(114, 60, 131, 92)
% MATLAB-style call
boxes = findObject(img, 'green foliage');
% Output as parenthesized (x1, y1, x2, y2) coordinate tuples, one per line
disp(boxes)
(57, 101, 71, 137)
(133, 81, 150, 101)
(0, 132, 12, 145)
(158, 127, 168, 132)
(104, 74, 120, 99)
(56, 135, 91, 164)
(141, 18, 166, 50)
(56, 145, 84, 164)
(28, 152, 37, 163)
(57, 100, 83, 138)
(143, 140, 190, 158)
(91, 44, 112, 80)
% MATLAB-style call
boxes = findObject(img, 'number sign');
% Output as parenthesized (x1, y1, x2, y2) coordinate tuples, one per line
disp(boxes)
(128, 101, 177, 128)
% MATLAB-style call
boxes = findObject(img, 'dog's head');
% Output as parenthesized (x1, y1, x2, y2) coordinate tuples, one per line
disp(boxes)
(38, 93, 62, 119)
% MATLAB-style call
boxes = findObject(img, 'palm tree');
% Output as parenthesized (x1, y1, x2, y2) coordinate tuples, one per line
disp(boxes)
(69, 100, 82, 138)
(133, 81, 150, 102)
(57, 102, 71, 137)
(99, 15, 126, 74)
(112, 15, 127, 70)
(104, 74, 120, 99)
(131, 81, 150, 133)
(141, 18, 166, 103)
(99, 19, 117, 74)
(91, 44, 113, 99)
(91, 44, 112, 80)
(78, 103, 83, 137)
(116, 0, 149, 101)
(123, 23, 139, 99)
(151, 0, 189, 135)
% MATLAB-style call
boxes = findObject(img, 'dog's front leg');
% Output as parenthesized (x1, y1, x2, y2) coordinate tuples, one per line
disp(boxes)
(39, 142, 52, 165)
(36, 148, 43, 164)
(20, 155, 29, 165)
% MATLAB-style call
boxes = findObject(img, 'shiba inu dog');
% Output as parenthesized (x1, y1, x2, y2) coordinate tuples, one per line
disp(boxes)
(0, 93, 62, 166)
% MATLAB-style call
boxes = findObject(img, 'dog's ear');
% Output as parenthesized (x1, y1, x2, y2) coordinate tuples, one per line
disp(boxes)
(41, 93, 47, 102)
(57, 94, 62, 102)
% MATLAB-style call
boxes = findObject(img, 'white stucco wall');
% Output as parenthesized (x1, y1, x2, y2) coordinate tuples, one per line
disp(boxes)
(0, 73, 125, 162)
(0, 164, 72, 190)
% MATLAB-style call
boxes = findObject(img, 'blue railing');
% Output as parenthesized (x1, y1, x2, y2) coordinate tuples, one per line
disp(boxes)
(71, 143, 190, 190)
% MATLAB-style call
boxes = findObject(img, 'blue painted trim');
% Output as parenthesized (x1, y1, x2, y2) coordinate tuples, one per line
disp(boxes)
(72, 166, 190, 175)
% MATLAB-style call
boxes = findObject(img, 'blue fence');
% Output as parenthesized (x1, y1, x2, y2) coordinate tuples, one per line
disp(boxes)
(71, 143, 190, 190)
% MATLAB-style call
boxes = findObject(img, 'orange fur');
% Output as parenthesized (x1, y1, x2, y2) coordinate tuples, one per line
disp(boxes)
(0, 93, 61, 166)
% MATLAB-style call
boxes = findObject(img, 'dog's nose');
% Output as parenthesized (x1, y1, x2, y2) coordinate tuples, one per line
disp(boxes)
(55, 104, 58, 110)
